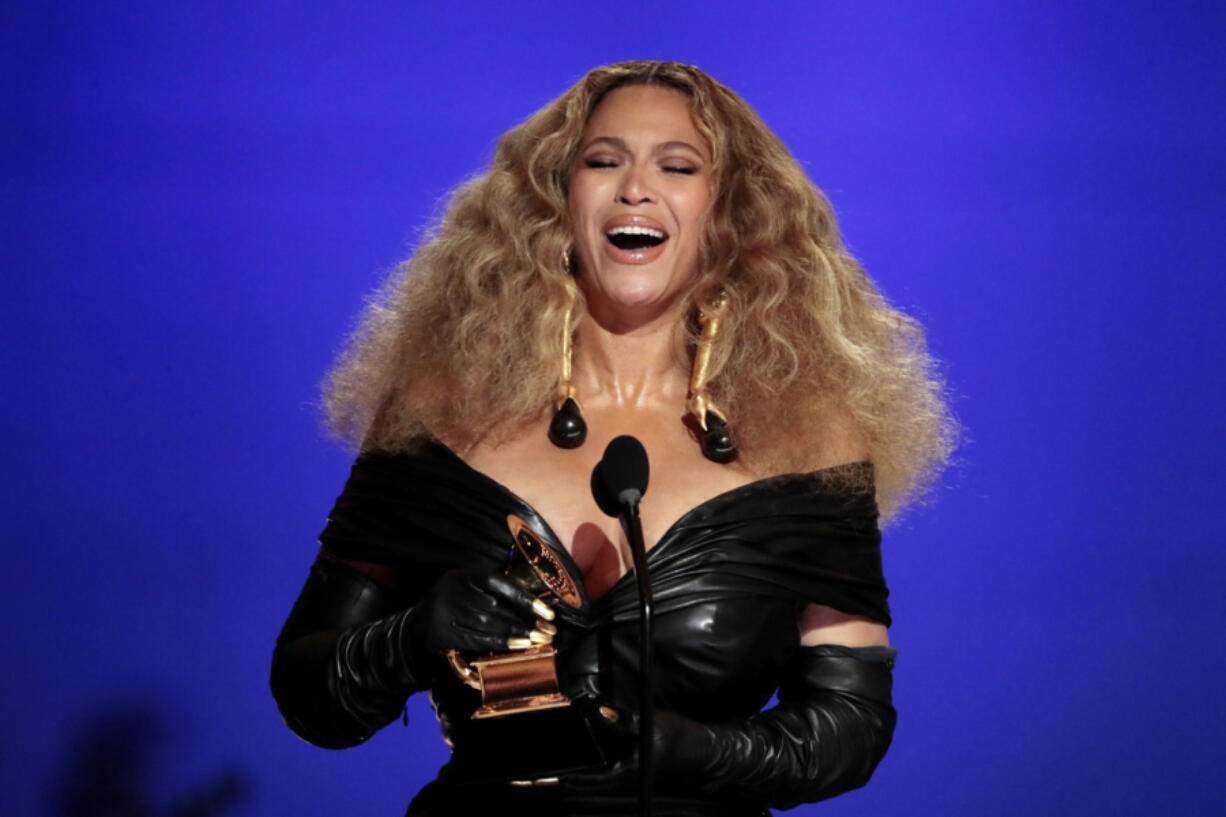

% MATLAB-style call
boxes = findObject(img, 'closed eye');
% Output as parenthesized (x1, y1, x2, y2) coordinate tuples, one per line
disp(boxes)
(663, 165, 697, 175)
(584, 158, 618, 169)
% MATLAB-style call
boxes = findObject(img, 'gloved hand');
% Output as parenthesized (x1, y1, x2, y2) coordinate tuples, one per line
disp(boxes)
(398, 568, 556, 675)
(553, 707, 713, 792)
(271, 555, 554, 750)
(558, 645, 897, 809)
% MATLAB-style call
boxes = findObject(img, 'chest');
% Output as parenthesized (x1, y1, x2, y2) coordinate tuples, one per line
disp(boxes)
(464, 414, 757, 599)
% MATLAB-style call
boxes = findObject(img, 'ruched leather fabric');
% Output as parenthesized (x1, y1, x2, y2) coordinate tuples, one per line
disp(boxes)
(685, 644, 897, 809)
(271, 556, 409, 749)
(315, 441, 891, 816)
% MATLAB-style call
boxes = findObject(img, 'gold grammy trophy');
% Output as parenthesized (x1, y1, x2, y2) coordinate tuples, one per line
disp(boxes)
(443, 515, 614, 782)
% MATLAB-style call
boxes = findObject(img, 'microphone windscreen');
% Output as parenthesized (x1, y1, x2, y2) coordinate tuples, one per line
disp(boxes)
(591, 435, 649, 517)
(590, 462, 621, 518)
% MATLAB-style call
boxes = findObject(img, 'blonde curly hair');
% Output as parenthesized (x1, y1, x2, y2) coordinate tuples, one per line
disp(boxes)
(324, 60, 955, 520)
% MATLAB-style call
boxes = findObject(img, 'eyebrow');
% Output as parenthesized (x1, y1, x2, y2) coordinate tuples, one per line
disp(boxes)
(581, 136, 706, 160)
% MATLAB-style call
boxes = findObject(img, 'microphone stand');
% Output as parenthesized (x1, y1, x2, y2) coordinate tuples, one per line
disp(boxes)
(617, 488, 653, 817)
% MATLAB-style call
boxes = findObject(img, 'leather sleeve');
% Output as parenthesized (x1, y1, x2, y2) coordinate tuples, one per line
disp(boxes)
(684, 644, 897, 808)
(269, 553, 416, 750)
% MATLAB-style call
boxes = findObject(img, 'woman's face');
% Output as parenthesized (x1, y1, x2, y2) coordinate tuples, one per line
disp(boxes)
(568, 84, 711, 326)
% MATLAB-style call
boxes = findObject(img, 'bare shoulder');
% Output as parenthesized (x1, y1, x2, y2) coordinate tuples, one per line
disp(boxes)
(798, 603, 890, 647)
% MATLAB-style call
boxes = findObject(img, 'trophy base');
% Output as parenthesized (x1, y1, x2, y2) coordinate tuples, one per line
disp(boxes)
(466, 646, 571, 719)
(442, 515, 617, 782)
(449, 699, 614, 782)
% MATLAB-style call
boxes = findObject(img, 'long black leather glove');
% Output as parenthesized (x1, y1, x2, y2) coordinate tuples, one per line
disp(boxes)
(270, 553, 548, 750)
(560, 644, 897, 809)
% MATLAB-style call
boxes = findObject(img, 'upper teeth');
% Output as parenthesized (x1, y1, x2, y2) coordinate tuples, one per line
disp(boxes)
(607, 226, 666, 239)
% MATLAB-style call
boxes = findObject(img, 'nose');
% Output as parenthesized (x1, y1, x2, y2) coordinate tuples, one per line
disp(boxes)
(616, 163, 654, 205)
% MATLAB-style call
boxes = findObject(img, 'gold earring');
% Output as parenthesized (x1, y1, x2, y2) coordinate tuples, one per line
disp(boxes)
(547, 302, 586, 449)
(687, 291, 737, 463)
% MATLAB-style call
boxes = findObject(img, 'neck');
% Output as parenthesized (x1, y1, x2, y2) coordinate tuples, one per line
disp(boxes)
(574, 301, 690, 410)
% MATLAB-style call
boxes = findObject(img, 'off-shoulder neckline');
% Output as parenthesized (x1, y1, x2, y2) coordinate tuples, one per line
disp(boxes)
(420, 440, 874, 605)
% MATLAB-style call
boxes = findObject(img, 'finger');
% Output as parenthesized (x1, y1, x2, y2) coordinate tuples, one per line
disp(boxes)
(463, 572, 556, 624)
(528, 628, 553, 645)
(481, 608, 552, 644)
(597, 705, 624, 726)
(449, 608, 536, 649)
(532, 598, 556, 621)
(449, 625, 517, 655)
(507, 776, 559, 788)
(557, 759, 635, 792)
(479, 574, 550, 621)
(448, 606, 552, 652)
(451, 619, 549, 652)
(509, 628, 555, 650)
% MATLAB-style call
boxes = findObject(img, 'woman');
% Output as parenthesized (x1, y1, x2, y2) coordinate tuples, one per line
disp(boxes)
(271, 61, 953, 816)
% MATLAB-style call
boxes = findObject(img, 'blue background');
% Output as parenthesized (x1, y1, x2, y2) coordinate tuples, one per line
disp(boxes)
(3, 2, 1224, 815)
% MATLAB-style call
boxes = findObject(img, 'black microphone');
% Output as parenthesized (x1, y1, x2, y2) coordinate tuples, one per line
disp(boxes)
(591, 435, 653, 817)
(591, 434, 650, 514)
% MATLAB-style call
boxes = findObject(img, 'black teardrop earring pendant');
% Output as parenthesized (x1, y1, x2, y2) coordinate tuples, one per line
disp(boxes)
(700, 413, 737, 463)
(549, 297, 587, 450)
(549, 396, 586, 449)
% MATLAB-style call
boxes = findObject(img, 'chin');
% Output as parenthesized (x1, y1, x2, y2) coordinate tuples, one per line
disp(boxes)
(594, 280, 676, 311)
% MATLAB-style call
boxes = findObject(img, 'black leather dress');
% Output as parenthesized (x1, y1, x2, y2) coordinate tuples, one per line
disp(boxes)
(317, 441, 891, 817)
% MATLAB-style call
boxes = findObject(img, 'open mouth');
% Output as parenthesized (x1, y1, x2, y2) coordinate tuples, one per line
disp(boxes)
(606, 225, 668, 251)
